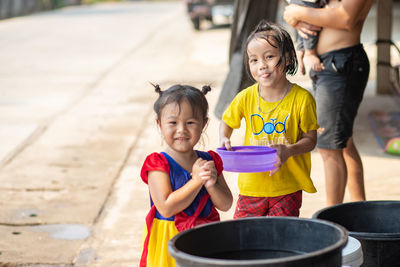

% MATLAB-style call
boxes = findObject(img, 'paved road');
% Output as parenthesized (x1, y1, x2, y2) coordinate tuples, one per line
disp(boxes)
(0, 1, 399, 266)
(0, 1, 232, 266)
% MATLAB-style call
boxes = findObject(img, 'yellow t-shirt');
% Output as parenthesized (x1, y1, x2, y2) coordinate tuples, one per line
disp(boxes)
(222, 83, 319, 197)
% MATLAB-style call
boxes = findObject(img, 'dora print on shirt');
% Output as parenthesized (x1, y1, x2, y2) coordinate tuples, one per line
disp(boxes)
(222, 83, 319, 197)
(251, 113, 291, 146)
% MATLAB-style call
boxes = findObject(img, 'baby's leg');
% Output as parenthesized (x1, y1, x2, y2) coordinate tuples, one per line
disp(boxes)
(297, 49, 306, 75)
(304, 48, 324, 72)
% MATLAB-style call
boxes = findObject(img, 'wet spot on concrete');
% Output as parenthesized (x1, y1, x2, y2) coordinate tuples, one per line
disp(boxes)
(13, 208, 41, 220)
(30, 224, 91, 240)
(74, 248, 97, 265)
(12, 232, 21, 235)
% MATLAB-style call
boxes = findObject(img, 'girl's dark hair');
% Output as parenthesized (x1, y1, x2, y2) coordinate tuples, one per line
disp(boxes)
(152, 83, 211, 123)
(243, 20, 298, 81)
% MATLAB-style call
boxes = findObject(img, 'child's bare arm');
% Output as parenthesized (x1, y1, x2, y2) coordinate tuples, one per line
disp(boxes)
(219, 121, 234, 150)
(147, 164, 204, 218)
(200, 161, 233, 211)
(270, 130, 317, 175)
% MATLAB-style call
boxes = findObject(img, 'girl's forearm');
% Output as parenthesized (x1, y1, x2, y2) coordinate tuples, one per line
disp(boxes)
(219, 121, 234, 149)
(207, 180, 233, 212)
(287, 130, 317, 157)
(219, 121, 233, 140)
(160, 178, 203, 217)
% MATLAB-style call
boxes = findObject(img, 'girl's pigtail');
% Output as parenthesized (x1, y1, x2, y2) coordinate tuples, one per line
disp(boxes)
(255, 20, 272, 34)
(150, 82, 162, 95)
(201, 85, 211, 95)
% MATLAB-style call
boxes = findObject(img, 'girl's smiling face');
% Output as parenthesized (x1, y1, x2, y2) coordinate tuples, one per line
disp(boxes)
(157, 99, 205, 154)
(247, 37, 286, 91)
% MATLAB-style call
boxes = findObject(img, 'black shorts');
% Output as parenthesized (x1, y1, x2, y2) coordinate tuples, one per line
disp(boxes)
(310, 44, 370, 149)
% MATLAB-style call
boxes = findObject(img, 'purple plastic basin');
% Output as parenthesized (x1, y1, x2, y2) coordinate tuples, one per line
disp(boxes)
(217, 146, 277, 173)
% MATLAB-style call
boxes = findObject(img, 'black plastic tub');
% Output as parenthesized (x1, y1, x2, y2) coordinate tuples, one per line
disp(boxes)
(168, 217, 348, 267)
(313, 201, 400, 267)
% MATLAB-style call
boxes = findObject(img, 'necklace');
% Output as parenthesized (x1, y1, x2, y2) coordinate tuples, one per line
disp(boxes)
(257, 84, 290, 115)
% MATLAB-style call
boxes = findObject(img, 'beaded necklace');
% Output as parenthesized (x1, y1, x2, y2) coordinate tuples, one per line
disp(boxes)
(257, 84, 291, 114)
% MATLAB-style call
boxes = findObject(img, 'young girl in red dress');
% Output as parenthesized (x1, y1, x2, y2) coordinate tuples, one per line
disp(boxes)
(140, 84, 233, 267)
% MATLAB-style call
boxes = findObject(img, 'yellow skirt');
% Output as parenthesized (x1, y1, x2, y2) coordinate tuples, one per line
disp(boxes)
(142, 218, 179, 267)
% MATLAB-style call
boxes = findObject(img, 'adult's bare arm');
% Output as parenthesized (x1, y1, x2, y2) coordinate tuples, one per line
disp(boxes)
(292, 21, 322, 39)
(284, 0, 367, 31)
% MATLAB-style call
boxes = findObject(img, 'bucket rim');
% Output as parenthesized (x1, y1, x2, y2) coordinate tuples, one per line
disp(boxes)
(312, 200, 400, 214)
(312, 200, 400, 240)
(348, 232, 400, 240)
(168, 216, 348, 265)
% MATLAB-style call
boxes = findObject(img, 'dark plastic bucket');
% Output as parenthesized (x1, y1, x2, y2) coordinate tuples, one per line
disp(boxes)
(168, 217, 348, 266)
(313, 201, 400, 267)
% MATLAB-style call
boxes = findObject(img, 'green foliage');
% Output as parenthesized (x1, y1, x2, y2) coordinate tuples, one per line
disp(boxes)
(53, 0, 64, 8)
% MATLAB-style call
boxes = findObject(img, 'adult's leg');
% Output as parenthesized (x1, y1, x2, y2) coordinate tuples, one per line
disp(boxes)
(318, 147, 347, 206)
(313, 45, 369, 206)
(340, 46, 369, 202)
(344, 137, 366, 201)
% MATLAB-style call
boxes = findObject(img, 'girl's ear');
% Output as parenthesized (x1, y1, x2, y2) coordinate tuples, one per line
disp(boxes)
(156, 119, 161, 128)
